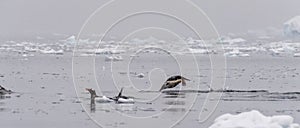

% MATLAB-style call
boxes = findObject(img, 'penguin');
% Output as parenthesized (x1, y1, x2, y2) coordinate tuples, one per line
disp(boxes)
(86, 88, 134, 104)
(112, 88, 134, 104)
(85, 88, 113, 103)
(159, 75, 190, 91)
(0, 85, 13, 95)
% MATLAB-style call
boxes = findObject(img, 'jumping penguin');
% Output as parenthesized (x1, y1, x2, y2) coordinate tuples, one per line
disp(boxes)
(159, 75, 190, 91)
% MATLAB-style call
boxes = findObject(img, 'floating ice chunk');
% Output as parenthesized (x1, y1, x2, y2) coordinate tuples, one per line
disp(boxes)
(65, 35, 76, 44)
(209, 110, 300, 128)
(224, 49, 250, 57)
(105, 55, 123, 61)
(268, 42, 297, 56)
(218, 36, 246, 44)
(239, 53, 250, 57)
(294, 53, 300, 57)
(24, 46, 39, 52)
(40, 49, 64, 55)
(188, 48, 209, 54)
(270, 48, 285, 55)
(95, 48, 126, 54)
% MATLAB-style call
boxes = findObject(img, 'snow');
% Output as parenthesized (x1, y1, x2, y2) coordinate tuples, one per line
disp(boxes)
(105, 55, 123, 61)
(40, 49, 64, 55)
(65, 35, 77, 44)
(209, 110, 300, 128)
(268, 42, 299, 56)
(284, 16, 300, 37)
(188, 48, 209, 54)
(224, 49, 250, 57)
(294, 53, 300, 57)
(95, 48, 126, 54)
(218, 36, 246, 44)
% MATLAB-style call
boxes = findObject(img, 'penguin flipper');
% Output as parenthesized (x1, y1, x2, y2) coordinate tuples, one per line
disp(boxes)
(117, 87, 124, 98)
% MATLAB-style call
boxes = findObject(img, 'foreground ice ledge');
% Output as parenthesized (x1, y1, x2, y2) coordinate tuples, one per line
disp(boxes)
(210, 110, 300, 128)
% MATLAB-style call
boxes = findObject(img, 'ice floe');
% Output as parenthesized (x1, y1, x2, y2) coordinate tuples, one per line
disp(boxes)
(210, 110, 300, 128)
(218, 36, 246, 44)
(294, 53, 300, 57)
(188, 48, 210, 54)
(105, 55, 123, 61)
(1, 35, 300, 58)
(224, 49, 250, 57)
(267, 42, 300, 56)
(40, 49, 64, 55)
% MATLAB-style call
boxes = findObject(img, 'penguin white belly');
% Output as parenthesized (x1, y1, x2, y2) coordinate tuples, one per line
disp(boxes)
(117, 98, 134, 104)
(95, 96, 113, 103)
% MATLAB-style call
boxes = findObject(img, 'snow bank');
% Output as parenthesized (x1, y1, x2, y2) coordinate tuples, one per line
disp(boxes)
(284, 16, 300, 37)
(209, 110, 300, 128)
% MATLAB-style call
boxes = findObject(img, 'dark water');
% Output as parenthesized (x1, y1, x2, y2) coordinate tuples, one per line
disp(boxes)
(0, 52, 300, 128)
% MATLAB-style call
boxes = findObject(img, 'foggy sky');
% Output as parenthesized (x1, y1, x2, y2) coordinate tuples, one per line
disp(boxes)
(0, 0, 300, 39)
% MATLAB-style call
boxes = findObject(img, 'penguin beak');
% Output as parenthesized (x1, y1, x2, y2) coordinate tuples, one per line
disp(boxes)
(182, 77, 190, 81)
(181, 77, 190, 86)
(85, 88, 92, 92)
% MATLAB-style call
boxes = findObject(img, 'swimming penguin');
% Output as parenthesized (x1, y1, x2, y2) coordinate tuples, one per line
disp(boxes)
(86, 88, 134, 104)
(86, 88, 113, 103)
(159, 75, 190, 91)
(112, 88, 134, 104)
(0, 85, 13, 95)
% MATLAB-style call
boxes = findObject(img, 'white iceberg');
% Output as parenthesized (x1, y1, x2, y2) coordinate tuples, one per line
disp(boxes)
(209, 110, 300, 128)
(65, 35, 77, 44)
(284, 16, 300, 37)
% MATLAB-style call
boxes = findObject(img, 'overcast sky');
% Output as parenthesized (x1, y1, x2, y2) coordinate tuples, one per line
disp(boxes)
(0, 0, 299, 39)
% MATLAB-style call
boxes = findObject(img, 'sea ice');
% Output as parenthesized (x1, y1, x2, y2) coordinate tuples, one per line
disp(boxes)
(224, 49, 250, 57)
(294, 53, 300, 57)
(209, 110, 300, 128)
(218, 36, 246, 44)
(105, 55, 123, 61)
